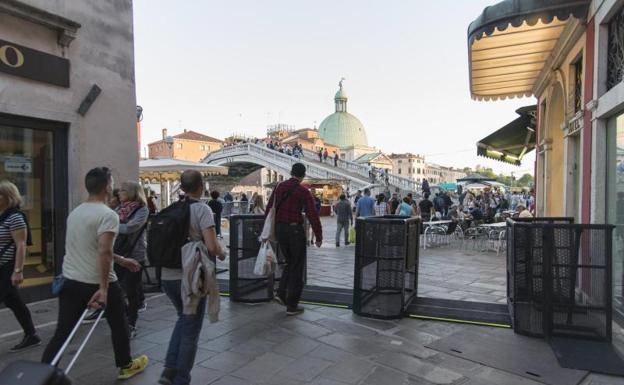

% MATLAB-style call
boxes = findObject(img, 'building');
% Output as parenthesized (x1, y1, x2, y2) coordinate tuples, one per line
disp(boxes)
(467, 0, 624, 325)
(0, 0, 136, 301)
(354, 152, 393, 171)
(389, 153, 426, 182)
(148, 128, 223, 162)
(276, 127, 340, 155)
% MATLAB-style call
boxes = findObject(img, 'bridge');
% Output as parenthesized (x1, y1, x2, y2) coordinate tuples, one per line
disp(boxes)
(204, 143, 420, 195)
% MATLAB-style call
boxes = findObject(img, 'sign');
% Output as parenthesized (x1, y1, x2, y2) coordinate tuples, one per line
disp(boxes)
(0, 39, 69, 87)
(4, 157, 32, 173)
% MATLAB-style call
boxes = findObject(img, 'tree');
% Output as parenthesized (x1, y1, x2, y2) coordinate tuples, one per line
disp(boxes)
(517, 173, 534, 187)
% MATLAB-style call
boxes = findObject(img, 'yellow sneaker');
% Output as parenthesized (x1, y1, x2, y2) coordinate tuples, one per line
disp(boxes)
(118, 355, 149, 380)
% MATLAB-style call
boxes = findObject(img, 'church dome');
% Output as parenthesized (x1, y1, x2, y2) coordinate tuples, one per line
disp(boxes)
(318, 80, 368, 148)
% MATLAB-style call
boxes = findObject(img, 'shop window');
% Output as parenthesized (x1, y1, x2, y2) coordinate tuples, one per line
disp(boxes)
(608, 7, 624, 90)
(0, 122, 58, 287)
(607, 111, 624, 320)
(573, 58, 583, 112)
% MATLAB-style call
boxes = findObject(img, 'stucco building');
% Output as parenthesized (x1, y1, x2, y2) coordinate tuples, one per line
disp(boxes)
(148, 128, 223, 162)
(0, 0, 137, 300)
(389, 153, 426, 182)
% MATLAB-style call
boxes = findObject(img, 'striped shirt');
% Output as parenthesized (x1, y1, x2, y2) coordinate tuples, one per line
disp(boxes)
(0, 212, 26, 267)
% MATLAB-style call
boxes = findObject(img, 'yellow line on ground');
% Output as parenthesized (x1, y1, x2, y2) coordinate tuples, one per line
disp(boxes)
(408, 314, 511, 328)
(300, 301, 349, 309)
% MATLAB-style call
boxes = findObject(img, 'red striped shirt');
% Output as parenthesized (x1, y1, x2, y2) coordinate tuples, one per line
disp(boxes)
(266, 178, 322, 242)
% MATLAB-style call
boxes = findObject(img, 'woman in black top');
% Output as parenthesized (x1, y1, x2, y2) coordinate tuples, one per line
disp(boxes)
(0, 180, 40, 351)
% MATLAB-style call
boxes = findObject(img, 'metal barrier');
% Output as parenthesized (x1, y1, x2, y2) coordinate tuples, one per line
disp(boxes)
(353, 215, 420, 319)
(228, 215, 275, 302)
(507, 218, 614, 341)
(222, 201, 249, 218)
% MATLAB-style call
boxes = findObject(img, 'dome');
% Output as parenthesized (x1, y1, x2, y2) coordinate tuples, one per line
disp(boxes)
(318, 81, 368, 148)
(319, 112, 368, 148)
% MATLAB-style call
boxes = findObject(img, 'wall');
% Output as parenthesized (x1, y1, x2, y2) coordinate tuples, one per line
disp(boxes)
(172, 138, 223, 162)
(0, 0, 137, 208)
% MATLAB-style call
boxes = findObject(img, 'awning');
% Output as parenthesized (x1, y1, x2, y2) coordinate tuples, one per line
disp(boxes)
(468, 0, 589, 100)
(477, 105, 536, 165)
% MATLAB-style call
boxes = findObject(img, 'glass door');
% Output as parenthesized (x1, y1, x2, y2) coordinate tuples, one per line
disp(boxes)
(0, 122, 56, 287)
(607, 112, 624, 320)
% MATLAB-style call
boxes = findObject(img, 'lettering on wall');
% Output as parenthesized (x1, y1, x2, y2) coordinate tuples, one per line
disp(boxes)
(0, 39, 69, 87)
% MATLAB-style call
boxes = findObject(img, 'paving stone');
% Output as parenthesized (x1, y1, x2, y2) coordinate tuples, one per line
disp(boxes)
(279, 318, 333, 339)
(374, 352, 465, 384)
(232, 352, 295, 382)
(210, 375, 255, 385)
(271, 336, 320, 358)
(319, 357, 374, 384)
(316, 318, 378, 337)
(308, 344, 355, 363)
(361, 365, 410, 385)
(318, 333, 387, 358)
(470, 367, 544, 385)
(278, 356, 332, 382)
(200, 350, 255, 372)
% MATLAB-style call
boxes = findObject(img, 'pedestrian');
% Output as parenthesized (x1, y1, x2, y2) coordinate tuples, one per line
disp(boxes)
(42, 167, 148, 380)
(417, 192, 435, 222)
(208, 191, 224, 239)
(160, 170, 227, 385)
(422, 178, 430, 195)
(318, 148, 323, 162)
(333, 194, 352, 247)
(389, 192, 400, 214)
(109, 188, 121, 210)
(223, 192, 233, 202)
(147, 190, 158, 215)
(308, 195, 322, 245)
(374, 194, 389, 216)
(333, 151, 339, 167)
(395, 197, 415, 216)
(251, 194, 265, 214)
(353, 190, 362, 207)
(113, 181, 149, 338)
(367, 163, 373, 181)
(0, 180, 40, 352)
(267, 163, 322, 316)
(355, 188, 375, 218)
(323, 148, 329, 162)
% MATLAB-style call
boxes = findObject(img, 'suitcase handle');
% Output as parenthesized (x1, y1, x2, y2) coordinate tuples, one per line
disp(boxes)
(51, 307, 106, 373)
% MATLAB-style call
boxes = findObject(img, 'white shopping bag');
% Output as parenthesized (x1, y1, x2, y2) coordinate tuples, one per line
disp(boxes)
(259, 206, 276, 242)
(254, 241, 276, 276)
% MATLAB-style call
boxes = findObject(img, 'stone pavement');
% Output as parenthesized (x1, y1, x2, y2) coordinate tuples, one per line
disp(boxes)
(1, 294, 623, 385)
(220, 217, 507, 303)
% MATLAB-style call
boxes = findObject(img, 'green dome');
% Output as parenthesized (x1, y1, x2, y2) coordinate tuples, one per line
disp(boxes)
(318, 81, 368, 148)
(319, 112, 368, 148)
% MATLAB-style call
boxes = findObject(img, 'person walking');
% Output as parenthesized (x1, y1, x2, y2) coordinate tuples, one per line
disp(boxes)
(251, 194, 265, 214)
(333, 194, 352, 247)
(333, 151, 339, 167)
(147, 190, 158, 215)
(374, 194, 389, 216)
(396, 197, 415, 216)
(41, 167, 148, 380)
(389, 192, 400, 214)
(267, 163, 322, 316)
(422, 179, 431, 195)
(318, 148, 323, 162)
(323, 148, 329, 163)
(208, 191, 224, 239)
(355, 188, 375, 218)
(0, 180, 40, 352)
(417, 192, 435, 222)
(114, 181, 149, 338)
(160, 170, 227, 385)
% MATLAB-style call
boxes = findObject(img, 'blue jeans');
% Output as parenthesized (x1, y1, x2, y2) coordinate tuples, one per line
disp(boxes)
(161, 280, 206, 385)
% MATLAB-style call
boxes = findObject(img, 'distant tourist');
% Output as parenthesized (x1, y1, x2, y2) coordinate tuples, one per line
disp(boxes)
(422, 178, 430, 195)
(0, 180, 40, 352)
(147, 190, 158, 215)
(353, 190, 362, 208)
(389, 192, 400, 214)
(109, 188, 121, 210)
(417, 192, 435, 222)
(318, 148, 323, 162)
(516, 203, 533, 218)
(333, 151, 339, 167)
(42, 167, 148, 380)
(367, 163, 374, 181)
(355, 188, 375, 218)
(267, 163, 322, 316)
(323, 148, 329, 162)
(396, 197, 415, 216)
(208, 191, 224, 239)
(333, 194, 352, 247)
(251, 194, 265, 214)
(374, 194, 389, 216)
(223, 191, 233, 202)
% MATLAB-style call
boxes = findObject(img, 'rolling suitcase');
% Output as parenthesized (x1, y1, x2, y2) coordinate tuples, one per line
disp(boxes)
(0, 308, 105, 385)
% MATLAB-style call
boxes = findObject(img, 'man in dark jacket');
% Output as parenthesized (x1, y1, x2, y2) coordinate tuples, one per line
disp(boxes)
(208, 191, 223, 239)
(333, 194, 352, 247)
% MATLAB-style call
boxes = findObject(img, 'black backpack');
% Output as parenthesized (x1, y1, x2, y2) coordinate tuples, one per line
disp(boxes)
(147, 199, 197, 268)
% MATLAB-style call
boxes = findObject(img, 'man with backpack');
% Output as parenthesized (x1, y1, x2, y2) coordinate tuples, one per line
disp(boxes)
(41, 167, 148, 380)
(149, 170, 226, 385)
(267, 163, 322, 316)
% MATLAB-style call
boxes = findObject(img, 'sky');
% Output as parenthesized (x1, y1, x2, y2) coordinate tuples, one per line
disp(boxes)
(133, 0, 535, 176)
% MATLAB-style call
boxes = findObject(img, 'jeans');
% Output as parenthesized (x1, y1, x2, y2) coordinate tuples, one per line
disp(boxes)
(115, 263, 143, 327)
(161, 279, 206, 385)
(335, 220, 350, 245)
(276, 223, 306, 309)
(0, 262, 36, 336)
(42, 279, 131, 367)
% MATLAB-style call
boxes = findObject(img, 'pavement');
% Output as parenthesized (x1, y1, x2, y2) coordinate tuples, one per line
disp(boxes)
(2, 294, 624, 385)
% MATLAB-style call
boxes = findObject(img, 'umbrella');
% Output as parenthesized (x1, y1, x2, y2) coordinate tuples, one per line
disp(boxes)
(457, 173, 497, 183)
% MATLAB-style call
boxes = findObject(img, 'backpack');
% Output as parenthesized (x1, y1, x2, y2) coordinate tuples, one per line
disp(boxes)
(147, 199, 198, 268)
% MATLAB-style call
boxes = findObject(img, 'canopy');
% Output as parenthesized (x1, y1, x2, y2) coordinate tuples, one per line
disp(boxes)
(467, 0, 589, 100)
(438, 182, 458, 191)
(477, 105, 536, 165)
(457, 173, 497, 183)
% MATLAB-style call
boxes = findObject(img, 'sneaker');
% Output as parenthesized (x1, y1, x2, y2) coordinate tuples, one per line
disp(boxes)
(158, 367, 176, 385)
(286, 307, 305, 316)
(138, 302, 147, 313)
(9, 334, 41, 352)
(82, 309, 104, 324)
(129, 325, 137, 339)
(118, 355, 148, 380)
(273, 294, 286, 307)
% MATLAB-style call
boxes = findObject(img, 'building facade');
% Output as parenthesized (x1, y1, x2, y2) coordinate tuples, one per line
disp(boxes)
(148, 128, 223, 162)
(0, 0, 137, 300)
(468, 0, 624, 324)
(389, 153, 426, 182)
